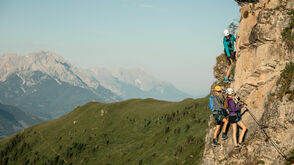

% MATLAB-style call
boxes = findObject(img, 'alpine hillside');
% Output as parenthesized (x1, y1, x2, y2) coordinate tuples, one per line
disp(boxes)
(0, 97, 210, 165)
(0, 103, 41, 139)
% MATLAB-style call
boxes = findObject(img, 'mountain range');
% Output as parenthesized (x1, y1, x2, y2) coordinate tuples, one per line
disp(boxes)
(0, 51, 120, 119)
(87, 67, 191, 101)
(0, 50, 191, 119)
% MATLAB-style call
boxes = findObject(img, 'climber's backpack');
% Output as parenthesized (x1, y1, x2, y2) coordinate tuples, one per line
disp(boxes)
(209, 95, 218, 112)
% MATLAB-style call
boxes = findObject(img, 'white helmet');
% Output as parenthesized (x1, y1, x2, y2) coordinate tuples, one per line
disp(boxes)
(226, 88, 234, 95)
(223, 29, 230, 36)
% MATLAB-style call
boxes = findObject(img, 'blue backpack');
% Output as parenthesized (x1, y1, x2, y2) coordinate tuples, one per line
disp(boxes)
(209, 95, 218, 112)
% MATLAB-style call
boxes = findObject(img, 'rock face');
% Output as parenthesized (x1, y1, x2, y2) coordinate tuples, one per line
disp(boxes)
(203, 0, 294, 164)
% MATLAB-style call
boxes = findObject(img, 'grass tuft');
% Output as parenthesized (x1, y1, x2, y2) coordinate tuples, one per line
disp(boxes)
(276, 62, 294, 101)
(282, 10, 294, 49)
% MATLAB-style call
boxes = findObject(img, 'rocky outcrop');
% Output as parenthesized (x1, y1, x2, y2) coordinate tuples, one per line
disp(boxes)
(213, 54, 231, 81)
(203, 0, 294, 164)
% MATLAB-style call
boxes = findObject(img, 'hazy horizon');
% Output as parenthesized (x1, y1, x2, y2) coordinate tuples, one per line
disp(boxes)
(0, 0, 240, 97)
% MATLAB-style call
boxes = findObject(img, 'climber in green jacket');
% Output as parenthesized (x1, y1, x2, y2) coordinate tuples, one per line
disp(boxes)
(223, 29, 236, 83)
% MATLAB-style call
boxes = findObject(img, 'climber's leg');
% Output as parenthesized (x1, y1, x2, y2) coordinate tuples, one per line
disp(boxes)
(225, 58, 233, 79)
(222, 118, 228, 134)
(213, 124, 221, 140)
(232, 123, 238, 146)
(237, 121, 247, 143)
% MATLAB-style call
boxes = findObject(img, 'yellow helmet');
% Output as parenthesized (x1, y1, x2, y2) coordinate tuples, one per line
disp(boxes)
(214, 85, 222, 92)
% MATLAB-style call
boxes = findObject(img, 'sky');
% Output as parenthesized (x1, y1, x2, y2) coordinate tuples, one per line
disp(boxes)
(0, 0, 240, 97)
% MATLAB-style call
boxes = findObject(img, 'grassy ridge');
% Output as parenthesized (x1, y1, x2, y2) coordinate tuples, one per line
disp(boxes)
(0, 97, 210, 165)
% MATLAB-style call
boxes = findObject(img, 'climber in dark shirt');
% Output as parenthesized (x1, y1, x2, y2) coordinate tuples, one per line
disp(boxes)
(224, 88, 247, 149)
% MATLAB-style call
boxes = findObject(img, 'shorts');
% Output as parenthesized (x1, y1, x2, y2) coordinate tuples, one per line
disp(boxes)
(222, 109, 229, 117)
(229, 116, 241, 124)
(213, 112, 225, 125)
(224, 49, 236, 65)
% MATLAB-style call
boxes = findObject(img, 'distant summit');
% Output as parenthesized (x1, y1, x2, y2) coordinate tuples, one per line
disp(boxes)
(88, 67, 192, 101)
(0, 50, 99, 89)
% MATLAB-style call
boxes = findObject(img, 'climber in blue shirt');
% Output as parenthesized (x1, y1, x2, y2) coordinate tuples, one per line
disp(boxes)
(223, 29, 236, 82)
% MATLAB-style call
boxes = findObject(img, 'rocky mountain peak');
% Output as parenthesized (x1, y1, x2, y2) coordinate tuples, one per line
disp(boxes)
(87, 67, 188, 101)
(111, 67, 168, 91)
(0, 50, 99, 89)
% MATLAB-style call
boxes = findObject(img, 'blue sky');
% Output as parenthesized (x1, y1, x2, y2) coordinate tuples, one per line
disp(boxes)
(0, 0, 240, 97)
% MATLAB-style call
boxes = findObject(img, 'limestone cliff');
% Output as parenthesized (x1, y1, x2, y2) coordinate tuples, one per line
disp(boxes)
(203, 0, 294, 164)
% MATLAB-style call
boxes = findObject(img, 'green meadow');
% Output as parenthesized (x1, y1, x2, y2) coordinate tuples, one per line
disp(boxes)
(0, 97, 210, 165)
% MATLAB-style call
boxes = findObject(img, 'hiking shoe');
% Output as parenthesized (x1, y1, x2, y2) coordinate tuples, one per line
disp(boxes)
(238, 142, 246, 147)
(223, 78, 231, 83)
(211, 141, 221, 147)
(234, 145, 240, 150)
(222, 134, 228, 140)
